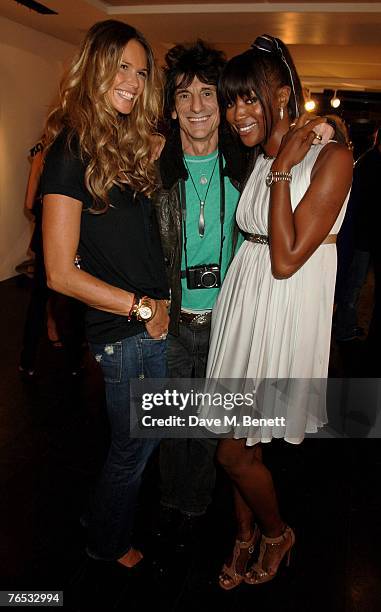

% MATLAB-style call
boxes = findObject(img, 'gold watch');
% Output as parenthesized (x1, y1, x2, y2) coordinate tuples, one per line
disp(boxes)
(131, 296, 156, 322)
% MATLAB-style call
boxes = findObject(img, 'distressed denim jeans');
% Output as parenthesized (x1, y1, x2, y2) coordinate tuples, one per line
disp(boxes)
(87, 331, 167, 560)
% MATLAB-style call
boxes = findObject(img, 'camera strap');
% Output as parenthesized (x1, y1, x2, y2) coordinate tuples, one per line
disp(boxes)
(180, 153, 225, 276)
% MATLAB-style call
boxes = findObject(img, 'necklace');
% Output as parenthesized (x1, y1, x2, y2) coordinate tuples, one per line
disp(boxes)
(183, 154, 219, 237)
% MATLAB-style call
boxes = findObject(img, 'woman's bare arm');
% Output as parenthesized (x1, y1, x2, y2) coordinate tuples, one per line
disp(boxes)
(43, 194, 169, 338)
(268, 116, 353, 279)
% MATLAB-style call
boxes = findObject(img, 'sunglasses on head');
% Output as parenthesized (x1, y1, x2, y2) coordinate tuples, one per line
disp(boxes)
(251, 35, 300, 118)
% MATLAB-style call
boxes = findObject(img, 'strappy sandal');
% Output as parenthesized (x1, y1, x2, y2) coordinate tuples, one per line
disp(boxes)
(219, 526, 260, 591)
(245, 525, 295, 585)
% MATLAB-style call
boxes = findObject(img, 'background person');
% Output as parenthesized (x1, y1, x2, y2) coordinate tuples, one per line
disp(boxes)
(335, 126, 380, 353)
(19, 139, 49, 376)
(19, 138, 84, 376)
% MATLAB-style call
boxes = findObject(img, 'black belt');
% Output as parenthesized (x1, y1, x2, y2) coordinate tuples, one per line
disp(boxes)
(244, 232, 336, 245)
(244, 233, 269, 244)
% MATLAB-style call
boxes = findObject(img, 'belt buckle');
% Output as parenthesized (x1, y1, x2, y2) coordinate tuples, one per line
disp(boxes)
(180, 311, 208, 329)
(189, 312, 210, 329)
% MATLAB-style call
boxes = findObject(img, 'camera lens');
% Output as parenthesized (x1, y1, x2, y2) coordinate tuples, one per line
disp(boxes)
(201, 271, 217, 288)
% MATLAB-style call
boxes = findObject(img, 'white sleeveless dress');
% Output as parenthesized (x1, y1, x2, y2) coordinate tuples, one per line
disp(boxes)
(205, 144, 350, 445)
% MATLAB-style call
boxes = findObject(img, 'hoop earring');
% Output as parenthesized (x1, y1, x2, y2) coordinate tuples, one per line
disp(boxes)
(279, 106, 284, 120)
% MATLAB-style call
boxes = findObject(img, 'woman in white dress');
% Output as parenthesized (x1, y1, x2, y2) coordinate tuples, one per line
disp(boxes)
(207, 35, 353, 589)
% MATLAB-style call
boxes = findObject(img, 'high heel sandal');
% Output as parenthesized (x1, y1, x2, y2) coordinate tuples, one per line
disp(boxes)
(244, 525, 295, 585)
(219, 526, 260, 591)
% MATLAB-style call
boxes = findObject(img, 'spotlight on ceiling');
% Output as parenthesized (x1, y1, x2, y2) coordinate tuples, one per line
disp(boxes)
(305, 99, 316, 112)
(330, 91, 341, 109)
(303, 87, 317, 112)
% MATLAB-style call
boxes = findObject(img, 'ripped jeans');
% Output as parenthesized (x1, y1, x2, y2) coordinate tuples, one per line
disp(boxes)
(87, 331, 167, 560)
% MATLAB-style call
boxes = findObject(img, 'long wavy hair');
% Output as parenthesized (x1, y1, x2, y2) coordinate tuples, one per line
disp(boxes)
(45, 20, 162, 211)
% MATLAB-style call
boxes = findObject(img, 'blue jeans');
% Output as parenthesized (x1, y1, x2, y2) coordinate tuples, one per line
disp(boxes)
(87, 331, 167, 560)
(159, 323, 217, 516)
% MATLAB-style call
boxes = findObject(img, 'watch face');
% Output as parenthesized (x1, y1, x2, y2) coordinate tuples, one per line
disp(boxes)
(139, 305, 153, 320)
(265, 172, 273, 187)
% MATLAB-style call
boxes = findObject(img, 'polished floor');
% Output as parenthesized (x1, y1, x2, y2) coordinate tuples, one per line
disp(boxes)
(0, 276, 380, 611)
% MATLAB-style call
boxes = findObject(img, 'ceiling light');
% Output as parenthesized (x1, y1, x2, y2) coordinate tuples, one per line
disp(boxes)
(305, 99, 316, 112)
(303, 87, 317, 112)
(330, 91, 341, 108)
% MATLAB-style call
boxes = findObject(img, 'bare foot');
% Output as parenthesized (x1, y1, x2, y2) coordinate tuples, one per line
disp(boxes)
(117, 548, 143, 568)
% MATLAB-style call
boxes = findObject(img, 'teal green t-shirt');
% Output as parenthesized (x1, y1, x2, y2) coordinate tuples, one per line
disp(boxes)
(181, 151, 241, 311)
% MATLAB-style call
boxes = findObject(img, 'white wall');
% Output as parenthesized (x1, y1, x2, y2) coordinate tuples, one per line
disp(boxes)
(0, 16, 75, 281)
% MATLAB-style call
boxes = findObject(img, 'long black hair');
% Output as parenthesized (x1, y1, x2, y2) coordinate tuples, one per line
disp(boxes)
(219, 35, 303, 146)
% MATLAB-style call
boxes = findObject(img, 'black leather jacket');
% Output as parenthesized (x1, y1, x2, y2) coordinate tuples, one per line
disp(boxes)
(154, 122, 248, 335)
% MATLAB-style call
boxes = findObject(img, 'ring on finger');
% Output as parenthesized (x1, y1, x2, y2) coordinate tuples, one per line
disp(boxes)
(314, 132, 323, 141)
(289, 122, 297, 128)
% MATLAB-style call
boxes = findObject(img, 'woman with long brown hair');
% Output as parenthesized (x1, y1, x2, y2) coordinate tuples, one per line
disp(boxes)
(41, 20, 169, 567)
